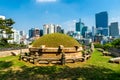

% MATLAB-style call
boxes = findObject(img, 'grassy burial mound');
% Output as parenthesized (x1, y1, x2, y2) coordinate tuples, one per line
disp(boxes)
(32, 33, 81, 47)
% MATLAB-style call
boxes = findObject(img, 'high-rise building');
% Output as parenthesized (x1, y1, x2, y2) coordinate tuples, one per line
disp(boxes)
(76, 19, 84, 34)
(40, 29, 43, 36)
(95, 11, 108, 36)
(20, 31, 25, 36)
(54, 25, 62, 33)
(29, 28, 34, 38)
(12, 30, 21, 44)
(43, 24, 63, 35)
(29, 28, 40, 38)
(34, 28, 40, 37)
(109, 22, 119, 37)
(8, 29, 21, 44)
(49, 24, 55, 34)
(82, 26, 88, 38)
(43, 24, 49, 35)
(92, 26, 95, 36)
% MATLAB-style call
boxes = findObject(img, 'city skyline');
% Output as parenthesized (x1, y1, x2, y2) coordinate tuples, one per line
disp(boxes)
(0, 0, 120, 33)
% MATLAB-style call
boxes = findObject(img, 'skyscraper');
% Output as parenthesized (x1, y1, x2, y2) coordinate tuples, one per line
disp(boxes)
(20, 31, 25, 36)
(75, 19, 84, 34)
(54, 25, 62, 33)
(95, 11, 108, 36)
(40, 29, 43, 36)
(92, 26, 95, 36)
(82, 26, 88, 38)
(43, 24, 63, 35)
(29, 28, 34, 38)
(43, 24, 49, 35)
(109, 22, 119, 37)
(49, 24, 55, 34)
(29, 28, 40, 38)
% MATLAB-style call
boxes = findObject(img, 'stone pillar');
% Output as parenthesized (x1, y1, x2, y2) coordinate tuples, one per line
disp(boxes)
(61, 52, 65, 65)
(59, 45, 64, 52)
(59, 45, 65, 65)
(91, 43, 94, 52)
(74, 46, 79, 51)
(39, 45, 46, 52)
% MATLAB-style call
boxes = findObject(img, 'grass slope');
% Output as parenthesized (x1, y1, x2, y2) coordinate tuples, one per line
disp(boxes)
(0, 49, 120, 80)
(32, 33, 81, 47)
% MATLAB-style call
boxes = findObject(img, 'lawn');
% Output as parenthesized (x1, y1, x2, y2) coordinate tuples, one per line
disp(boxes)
(0, 49, 120, 80)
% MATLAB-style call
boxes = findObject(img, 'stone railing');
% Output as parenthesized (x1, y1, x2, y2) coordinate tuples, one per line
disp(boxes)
(0, 47, 27, 51)
(20, 45, 86, 65)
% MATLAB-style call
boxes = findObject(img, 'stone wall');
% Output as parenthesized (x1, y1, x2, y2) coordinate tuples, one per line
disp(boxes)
(28, 45, 83, 59)
(108, 48, 120, 57)
(0, 49, 29, 57)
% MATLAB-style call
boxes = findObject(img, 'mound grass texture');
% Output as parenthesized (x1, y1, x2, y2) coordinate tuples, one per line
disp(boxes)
(32, 33, 81, 47)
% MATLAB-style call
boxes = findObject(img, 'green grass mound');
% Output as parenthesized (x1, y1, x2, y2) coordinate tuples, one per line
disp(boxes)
(32, 33, 81, 47)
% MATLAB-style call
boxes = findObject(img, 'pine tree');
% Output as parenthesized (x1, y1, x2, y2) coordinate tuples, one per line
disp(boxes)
(0, 18, 15, 45)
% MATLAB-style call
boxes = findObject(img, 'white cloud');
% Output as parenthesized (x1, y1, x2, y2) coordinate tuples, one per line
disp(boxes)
(0, 15, 5, 20)
(36, 0, 57, 3)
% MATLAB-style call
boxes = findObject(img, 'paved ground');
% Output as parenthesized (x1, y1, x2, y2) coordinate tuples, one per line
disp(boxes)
(0, 49, 29, 57)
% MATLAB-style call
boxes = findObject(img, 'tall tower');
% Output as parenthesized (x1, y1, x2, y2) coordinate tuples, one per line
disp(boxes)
(49, 24, 55, 34)
(95, 11, 108, 36)
(29, 28, 34, 38)
(75, 19, 84, 34)
(54, 25, 62, 33)
(43, 24, 49, 35)
(109, 22, 119, 37)
(29, 28, 40, 38)
(82, 26, 88, 38)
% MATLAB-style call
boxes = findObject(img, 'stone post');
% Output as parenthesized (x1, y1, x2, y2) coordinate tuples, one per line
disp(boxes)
(19, 47, 23, 60)
(59, 45, 64, 52)
(74, 46, 79, 51)
(39, 45, 46, 52)
(91, 43, 94, 52)
(59, 45, 65, 65)
(61, 52, 65, 65)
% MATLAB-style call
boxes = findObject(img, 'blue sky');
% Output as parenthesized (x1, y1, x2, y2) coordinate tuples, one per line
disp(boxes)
(0, 0, 120, 33)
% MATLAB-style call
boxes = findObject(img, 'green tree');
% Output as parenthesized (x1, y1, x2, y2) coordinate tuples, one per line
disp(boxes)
(111, 38, 120, 48)
(0, 18, 15, 46)
(103, 43, 113, 50)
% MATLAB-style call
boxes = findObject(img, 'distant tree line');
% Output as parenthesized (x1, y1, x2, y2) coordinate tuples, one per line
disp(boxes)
(94, 38, 120, 50)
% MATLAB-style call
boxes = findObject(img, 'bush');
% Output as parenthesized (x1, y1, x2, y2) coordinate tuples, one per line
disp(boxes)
(111, 38, 120, 49)
(103, 43, 113, 50)
(94, 43, 103, 49)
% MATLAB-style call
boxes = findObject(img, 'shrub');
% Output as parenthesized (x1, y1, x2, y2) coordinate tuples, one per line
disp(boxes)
(111, 38, 120, 49)
(94, 43, 103, 49)
(103, 43, 113, 50)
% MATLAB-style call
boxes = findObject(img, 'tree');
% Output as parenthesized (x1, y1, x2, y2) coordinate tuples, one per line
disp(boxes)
(111, 38, 120, 48)
(103, 43, 113, 50)
(0, 18, 15, 46)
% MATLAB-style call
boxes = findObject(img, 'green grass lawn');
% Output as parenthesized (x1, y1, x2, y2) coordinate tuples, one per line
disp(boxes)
(0, 49, 120, 80)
